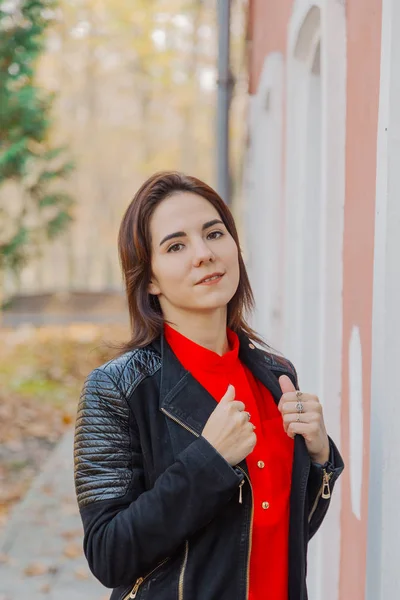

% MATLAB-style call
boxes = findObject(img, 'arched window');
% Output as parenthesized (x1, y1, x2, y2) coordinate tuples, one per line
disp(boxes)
(284, 2, 346, 598)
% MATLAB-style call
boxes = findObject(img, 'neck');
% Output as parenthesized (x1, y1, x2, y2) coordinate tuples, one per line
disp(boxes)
(164, 307, 229, 356)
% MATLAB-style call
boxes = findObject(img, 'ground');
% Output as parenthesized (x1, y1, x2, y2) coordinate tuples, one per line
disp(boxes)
(0, 324, 128, 598)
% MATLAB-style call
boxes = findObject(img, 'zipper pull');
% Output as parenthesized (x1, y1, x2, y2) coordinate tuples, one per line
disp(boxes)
(238, 479, 245, 504)
(130, 577, 144, 598)
(322, 469, 332, 499)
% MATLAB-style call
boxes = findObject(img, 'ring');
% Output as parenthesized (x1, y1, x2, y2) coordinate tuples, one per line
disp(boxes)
(296, 391, 303, 399)
(296, 414, 301, 422)
(296, 401, 304, 413)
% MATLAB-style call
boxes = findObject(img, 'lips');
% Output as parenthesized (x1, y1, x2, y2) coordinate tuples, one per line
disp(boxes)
(196, 272, 225, 285)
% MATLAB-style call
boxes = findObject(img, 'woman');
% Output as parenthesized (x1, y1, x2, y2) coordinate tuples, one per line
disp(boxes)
(74, 171, 344, 600)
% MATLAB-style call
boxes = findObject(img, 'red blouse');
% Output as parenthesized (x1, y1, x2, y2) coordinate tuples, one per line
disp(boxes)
(164, 324, 294, 600)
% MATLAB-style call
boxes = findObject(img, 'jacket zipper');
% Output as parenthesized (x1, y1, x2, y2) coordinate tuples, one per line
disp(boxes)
(160, 408, 200, 438)
(122, 556, 170, 600)
(121, 410, 193, 600)
(161, 408, 252, 599)
(308, 468, 333, 523)
(178, 540, 189, 600)
(236, 466, 254, 600)
(238, 479, 245, 504)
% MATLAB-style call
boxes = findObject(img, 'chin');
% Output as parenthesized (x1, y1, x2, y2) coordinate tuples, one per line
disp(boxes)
(194, 293, 235, 312)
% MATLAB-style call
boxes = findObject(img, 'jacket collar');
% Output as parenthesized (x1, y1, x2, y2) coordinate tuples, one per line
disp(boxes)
(154, 329, 287, 438)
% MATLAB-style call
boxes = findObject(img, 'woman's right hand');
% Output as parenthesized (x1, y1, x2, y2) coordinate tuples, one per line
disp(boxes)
(201, 385, 257, 466)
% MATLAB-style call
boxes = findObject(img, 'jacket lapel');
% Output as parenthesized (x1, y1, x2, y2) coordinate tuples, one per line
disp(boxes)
(237, 334, 284, 404)
(158, 331, 218, 437)
(158, 330, 289, 434)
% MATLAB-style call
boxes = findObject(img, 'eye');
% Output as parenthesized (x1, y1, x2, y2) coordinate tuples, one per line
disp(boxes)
(207, 230, 224, 240)
(167, 243, 184, 253)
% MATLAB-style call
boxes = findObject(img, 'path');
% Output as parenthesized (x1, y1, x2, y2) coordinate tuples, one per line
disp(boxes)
(0, 430, 108, 600)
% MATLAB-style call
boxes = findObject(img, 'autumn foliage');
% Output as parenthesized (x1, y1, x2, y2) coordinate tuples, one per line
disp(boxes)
(0, 323, 126, 529)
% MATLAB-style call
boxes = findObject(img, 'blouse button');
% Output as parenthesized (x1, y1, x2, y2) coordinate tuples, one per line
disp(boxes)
(249, 343, 255, 349)
(262, 501, 270, 510)
(257, 461, 265, 469)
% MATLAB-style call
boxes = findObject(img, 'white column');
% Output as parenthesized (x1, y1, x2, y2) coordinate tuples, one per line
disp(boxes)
(245, 53, 284, 349)
(285, 2, 346, 599)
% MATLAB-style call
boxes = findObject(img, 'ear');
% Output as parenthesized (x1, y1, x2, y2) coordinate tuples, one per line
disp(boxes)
(148, 278, 161, 296)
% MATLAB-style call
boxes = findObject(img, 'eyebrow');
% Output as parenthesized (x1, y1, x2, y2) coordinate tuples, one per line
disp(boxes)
(159, 219, 224, 247)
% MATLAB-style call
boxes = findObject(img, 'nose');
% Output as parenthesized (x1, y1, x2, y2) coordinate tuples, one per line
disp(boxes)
(192, 238, 215, 266)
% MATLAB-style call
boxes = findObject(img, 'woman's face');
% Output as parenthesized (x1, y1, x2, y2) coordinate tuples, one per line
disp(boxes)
(148, 192, 240, 319)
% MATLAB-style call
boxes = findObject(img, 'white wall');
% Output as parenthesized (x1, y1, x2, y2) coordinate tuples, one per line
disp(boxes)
(367, 0, 400, 597)
(245, 53, 285, 350)
(284, 2, 346, 599)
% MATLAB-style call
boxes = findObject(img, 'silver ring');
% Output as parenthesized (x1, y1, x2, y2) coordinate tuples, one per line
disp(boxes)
(296, 414, 301, 422)
(296, 401, 304, 413)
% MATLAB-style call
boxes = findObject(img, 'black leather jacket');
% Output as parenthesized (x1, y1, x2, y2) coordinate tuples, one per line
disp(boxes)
(74, 331, 344, 600)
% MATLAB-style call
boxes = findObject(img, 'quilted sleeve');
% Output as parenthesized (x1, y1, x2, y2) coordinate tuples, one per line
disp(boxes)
(73, 367, 243, 589)
(74, 368, 133, 507)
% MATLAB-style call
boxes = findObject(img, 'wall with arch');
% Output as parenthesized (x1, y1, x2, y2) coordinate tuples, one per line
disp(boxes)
(284, 3, 346, 598)
(246, 0, 384, 598)
(245, 53, 285, 349)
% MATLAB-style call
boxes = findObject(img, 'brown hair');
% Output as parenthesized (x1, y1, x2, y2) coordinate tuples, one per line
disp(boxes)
(116, 171, 271, 353)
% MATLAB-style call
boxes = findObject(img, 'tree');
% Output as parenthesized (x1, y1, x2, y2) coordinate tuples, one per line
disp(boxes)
(0, 0, 74, 297)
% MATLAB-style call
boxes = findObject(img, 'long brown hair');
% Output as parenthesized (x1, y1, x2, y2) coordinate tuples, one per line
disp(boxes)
(116, 171, 270, 353)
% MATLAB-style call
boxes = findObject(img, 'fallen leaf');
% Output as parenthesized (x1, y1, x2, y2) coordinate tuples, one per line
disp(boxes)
(39, 583, 51, 593)
(60, 528, 83, 540)
(62, 413, 73, 425)
(0, 324, 127, 533)
(24, 562, 49, 576)
(74, 566, 89, 580)
(40, 484, 54, 496)
(63, 542, 82, 559)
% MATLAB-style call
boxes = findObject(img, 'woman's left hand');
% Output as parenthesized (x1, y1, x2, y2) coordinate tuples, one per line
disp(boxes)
(278, 375, 330, 464)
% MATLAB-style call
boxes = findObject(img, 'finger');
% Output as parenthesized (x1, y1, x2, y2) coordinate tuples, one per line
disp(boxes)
(281, 401, 304, 415)
(221, 384, 235, 403)
(234, 408, 250, 425)
(231, 408, 254, 426)
(278, 392, 301, 411)
(286, 421, 320, 440)
(281, 399, 318, 415)
(230, 400, 246, 412)
(282, 411, 318, 432)
(239, 410, 251, 423)
(280, 392, 316, 405)
(279, 374, 296, 394)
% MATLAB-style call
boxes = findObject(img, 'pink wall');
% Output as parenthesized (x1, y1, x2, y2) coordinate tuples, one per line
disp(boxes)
(248, 0, 294, 95)
(248, 0, 383, 598)
(340, 1, 382, 598)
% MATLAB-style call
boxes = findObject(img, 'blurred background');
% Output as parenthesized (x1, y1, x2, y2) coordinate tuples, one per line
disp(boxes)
(1, 0, 399, 599)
